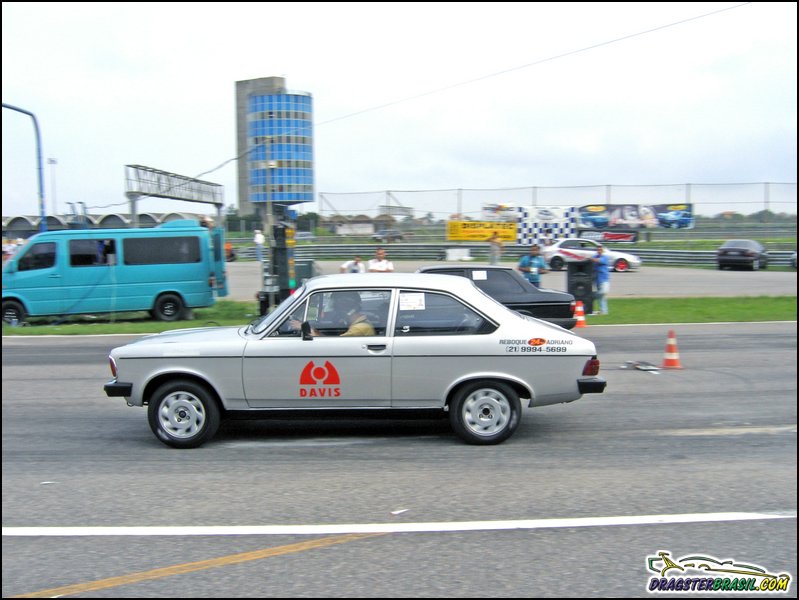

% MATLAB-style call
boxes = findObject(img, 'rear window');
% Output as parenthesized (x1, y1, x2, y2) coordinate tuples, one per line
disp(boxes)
(123, 237, 201, 265)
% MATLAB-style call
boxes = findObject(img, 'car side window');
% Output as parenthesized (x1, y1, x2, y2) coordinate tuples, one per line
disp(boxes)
(481, 271, 524, 294)
(272, 290, 391, 337)
(394, 291, 494, 336)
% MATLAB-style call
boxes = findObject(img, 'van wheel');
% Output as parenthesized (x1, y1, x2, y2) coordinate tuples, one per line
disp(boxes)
(449, 381, 520, 445)
(153, 293, 184, 321)
(2, 300, 26, 324)
(148, 379, 220, 448)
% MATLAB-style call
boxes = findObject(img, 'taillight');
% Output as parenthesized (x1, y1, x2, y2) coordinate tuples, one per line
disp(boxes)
(583, 357, 600, 376)
(209, 273, 216, 288)
(109, 356, 117, 378)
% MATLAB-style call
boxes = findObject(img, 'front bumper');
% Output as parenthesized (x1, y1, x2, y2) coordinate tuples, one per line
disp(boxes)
(578, 377, 607, 394)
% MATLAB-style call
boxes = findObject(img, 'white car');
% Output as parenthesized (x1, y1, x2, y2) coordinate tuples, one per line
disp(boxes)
(543, 238, 641, 272)
(105, 273, 606, 448)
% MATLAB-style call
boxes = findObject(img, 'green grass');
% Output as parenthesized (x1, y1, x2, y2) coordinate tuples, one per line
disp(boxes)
(582, 296, 796, 325)
(2, 297, 795, 335)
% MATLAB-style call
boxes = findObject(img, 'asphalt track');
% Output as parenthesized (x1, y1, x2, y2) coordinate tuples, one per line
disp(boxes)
(224, 260, 798, 301)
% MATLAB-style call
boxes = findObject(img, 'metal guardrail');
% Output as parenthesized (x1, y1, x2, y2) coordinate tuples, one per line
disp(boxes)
(230, 243, 796, 267)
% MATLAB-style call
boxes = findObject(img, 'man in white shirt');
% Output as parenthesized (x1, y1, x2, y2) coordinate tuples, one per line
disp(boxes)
(367, 247, 394, 272)
(340, 256, 366, 273)
(253, 229, 265, 262)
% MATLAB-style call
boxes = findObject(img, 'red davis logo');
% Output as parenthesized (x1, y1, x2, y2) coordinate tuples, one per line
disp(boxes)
(299, 360, 341, 397)
(528, 338, 547, 346)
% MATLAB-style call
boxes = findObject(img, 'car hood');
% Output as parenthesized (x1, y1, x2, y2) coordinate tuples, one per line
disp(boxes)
(126, 326, 244, 347)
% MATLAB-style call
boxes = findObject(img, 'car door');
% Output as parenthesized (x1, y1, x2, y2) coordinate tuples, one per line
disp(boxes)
(6, 240, 64, 316)
(390, 290, 496, 409)
(242, 289, 393, 408)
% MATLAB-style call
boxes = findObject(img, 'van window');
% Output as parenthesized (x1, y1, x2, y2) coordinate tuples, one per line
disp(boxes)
(123, 237, 200, 265)
(69, 239, 117, 267)
(18, 242, 56, 271)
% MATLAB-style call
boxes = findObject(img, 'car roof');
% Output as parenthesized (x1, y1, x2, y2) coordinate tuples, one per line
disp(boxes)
(418, 264, 517, 272)
(304, 272, 482, 294)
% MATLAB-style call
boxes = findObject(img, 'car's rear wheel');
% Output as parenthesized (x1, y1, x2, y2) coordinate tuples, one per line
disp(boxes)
(614, 258, 629, 272)
(152, 293, 184, 321)
(449, 381, 520, 445)
(549, 256, 564, 271)
(148, 379, 221, 448)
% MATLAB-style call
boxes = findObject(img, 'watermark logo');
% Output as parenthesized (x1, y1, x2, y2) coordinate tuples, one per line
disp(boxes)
(646, 551, 791, 593)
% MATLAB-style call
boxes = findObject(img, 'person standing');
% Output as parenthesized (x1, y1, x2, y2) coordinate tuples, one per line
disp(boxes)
(517, 244, 548, 287)
(368, 247, 394, 272)
(591, 245, 611, 315)
(487, 231, 503, 265)
(253, 229, 265, 262)
(340, 255, 366, 273)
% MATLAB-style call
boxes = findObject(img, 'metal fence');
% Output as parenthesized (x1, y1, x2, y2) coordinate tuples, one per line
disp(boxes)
(231, 243, 796, 267)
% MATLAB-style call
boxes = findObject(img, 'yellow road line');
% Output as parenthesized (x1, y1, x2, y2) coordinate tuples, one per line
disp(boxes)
(13, 533, 383, 598)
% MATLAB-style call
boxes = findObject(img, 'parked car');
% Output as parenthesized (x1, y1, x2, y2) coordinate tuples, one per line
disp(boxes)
(542, 238, 641, 272)
(791, 250, 797, 269)
(371, 229, 404, 243)
(716, 239, 769, 271)
(105, 273, 606, 448)
(417, 265, 576, 330)
(656, 210, 693, 229)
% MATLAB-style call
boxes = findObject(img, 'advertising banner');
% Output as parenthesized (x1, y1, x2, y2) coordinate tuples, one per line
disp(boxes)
(578, 204, 694, 230)
(447, 221, 517, 241)
(481, 203, 517, 221)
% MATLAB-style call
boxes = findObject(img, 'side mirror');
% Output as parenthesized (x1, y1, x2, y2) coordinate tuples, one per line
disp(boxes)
(301, 321, 314, 341)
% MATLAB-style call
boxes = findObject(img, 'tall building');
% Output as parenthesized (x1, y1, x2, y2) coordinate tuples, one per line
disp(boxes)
(235, 76, 314, 220)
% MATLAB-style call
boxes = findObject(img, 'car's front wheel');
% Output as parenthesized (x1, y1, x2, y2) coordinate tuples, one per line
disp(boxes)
(2, 299, 26, 324)
(148, 379, 221, 448)
(449, 381, 520, 445)
(549, 256, 564, 271)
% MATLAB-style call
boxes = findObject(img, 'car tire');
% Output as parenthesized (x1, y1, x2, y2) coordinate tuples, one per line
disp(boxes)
(148, 379, 221, 448)
(614, 259, 629, 272)
(549, 256, 564, 271)
(449, 381, 520, 445)
(152, 293, 184, 321)
(2, 299, 26, 324)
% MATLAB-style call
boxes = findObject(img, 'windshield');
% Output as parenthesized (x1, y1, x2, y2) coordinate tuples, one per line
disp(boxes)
(248, 284, 307, 335)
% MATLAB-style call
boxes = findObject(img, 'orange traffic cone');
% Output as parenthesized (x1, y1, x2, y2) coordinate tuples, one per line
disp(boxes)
(573, 300, 587, 328)
(661, 329, 683, 369)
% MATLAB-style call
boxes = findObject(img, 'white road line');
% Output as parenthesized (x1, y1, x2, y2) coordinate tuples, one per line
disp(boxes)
(4, 511, 795, 537)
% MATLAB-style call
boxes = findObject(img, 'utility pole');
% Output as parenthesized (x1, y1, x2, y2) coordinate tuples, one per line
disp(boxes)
(3, 103, 47, 231)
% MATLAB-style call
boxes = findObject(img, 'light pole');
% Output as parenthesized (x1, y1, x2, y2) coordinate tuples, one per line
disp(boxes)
(2, 103, 47, 231)
(47, 158, 58, 216)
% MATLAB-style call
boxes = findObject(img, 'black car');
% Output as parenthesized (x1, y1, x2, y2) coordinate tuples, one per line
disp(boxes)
(417, 265, 577, 330)
(716, 239, 769, 271)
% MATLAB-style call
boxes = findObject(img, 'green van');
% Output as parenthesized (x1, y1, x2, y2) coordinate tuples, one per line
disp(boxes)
(2, 220, 228, 323)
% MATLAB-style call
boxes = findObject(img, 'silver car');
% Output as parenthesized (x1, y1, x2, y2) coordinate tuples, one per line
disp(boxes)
(543, 238, 642, 272)
(105, 273, 606, 448)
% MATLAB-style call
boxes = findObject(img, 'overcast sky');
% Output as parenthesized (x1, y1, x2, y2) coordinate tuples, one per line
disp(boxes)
(2, 1, 796, 220)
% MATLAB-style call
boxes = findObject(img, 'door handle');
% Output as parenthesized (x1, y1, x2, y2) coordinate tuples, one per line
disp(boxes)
(366, 344, 387, 351)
